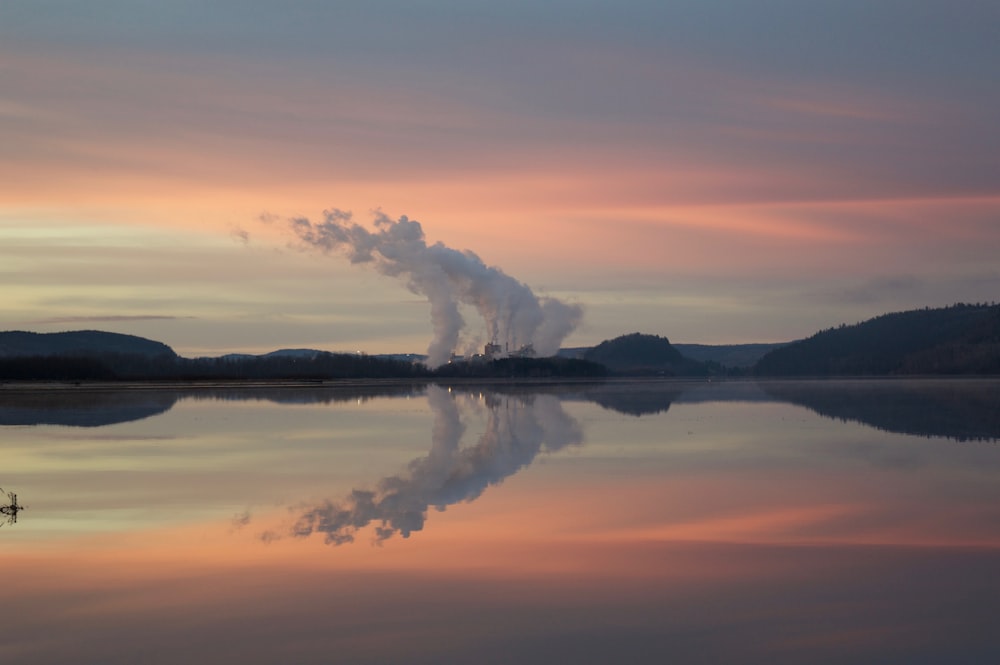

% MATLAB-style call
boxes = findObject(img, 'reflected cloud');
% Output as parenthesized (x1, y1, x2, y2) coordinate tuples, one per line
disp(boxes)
(26, 315, 187, 325)
(230, 510, 252, 531)
(288, 385, 582, 545)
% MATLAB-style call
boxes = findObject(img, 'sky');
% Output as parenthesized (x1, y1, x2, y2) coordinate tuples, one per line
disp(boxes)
(2, 0, 998, 357)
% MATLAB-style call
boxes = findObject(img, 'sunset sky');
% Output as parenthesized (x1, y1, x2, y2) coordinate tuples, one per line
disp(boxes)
(2, 1, 998, 357)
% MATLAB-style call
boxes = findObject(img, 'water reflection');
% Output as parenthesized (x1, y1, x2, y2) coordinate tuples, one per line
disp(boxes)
(0, 382, 425, 427)
(287, 385, 582, 545)
(182, 382, 425, 406)
(759, 378, 1000, 442)
(0, 388, 177, 426)
(5, 379, 997, 444)
(570, 381, 687, 416)
(3, 379, 1000, 664)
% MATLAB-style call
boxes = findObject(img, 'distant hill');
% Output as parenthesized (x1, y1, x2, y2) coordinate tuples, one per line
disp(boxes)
(8, 304, 997, 381)
(0, 330, 177, 358)
(562, 343, 787, 369)
(674, 343, 788, 368)
(583, 333, 708, 376)
(261, 348, 324, 360)
(754, 303, 1000, 376)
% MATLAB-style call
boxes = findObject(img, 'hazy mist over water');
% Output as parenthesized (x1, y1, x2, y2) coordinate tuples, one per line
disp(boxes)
(2, 378, 999, 664)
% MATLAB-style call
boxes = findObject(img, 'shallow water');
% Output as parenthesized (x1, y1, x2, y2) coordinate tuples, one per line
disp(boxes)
(1, 378, 999, 664)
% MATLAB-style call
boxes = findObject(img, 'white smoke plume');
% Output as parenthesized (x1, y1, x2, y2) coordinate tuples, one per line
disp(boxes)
(289, 385, 583, 546)
(287, 209, 583, 366)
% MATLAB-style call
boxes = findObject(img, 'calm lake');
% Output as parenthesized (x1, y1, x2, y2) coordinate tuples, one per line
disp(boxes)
(2, 378, 999, 664)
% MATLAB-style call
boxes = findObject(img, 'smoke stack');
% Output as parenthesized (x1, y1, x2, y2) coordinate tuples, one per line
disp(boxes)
(287, 209, 583, 366)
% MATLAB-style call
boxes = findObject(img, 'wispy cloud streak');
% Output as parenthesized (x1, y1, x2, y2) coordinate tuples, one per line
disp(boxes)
(25, 315, 189, 325)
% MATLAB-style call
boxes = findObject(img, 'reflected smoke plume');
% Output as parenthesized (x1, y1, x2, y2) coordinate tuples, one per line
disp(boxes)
(287, 209, 583, 366)
(290, 385, 582, 545)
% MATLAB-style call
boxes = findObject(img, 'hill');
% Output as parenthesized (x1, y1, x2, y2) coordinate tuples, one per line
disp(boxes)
(674, 343, 788, 368)
(754, 303, 1000, 376)
(561, 343, 786, 369)
(583, 333, 709, 376)
(0, 330, 177, 359)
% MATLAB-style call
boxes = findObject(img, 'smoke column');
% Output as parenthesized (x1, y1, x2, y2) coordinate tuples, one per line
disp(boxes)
(288, 385, 583, 546)
(288, 209, 582, 366)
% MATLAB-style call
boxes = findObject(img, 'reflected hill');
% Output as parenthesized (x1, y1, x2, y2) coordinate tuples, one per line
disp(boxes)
(4, 379, 996, 443)
(432, 380, 685, 417)
(570, 380, 689, 416)
(0, 382, 427, 426)
(558, 379, 774, 416)
(566, 379, 999, 442)
(759, 379, 1000, 442)
(0, 389, 178, 427)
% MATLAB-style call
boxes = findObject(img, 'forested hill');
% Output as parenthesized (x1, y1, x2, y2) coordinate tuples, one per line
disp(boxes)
(0, 330, 177, 358)
(754, 303, 1000, 376)
(584, 332, 709, 375)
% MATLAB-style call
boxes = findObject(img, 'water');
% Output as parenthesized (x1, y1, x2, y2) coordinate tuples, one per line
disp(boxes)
(2, 378, 999, 664)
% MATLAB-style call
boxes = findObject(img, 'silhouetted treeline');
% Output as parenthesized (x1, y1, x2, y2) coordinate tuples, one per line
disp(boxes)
(434, 356, 608, 379)
(754, 303, 1000, 376)
(7, 302, 999, 382)
(0, 355, 118, 381)
(0, 352, 432, 382)
(0, 351, 613, 382)
(176, 353, 433, 380)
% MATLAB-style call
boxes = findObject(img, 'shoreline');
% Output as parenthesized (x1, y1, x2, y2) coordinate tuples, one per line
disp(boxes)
(0, 376, 619, 393)
(2, 374, 997, 394)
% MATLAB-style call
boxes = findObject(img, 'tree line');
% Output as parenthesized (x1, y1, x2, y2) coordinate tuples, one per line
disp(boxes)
(0, 351, 608, 382)
(0, 352, 430, 382)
